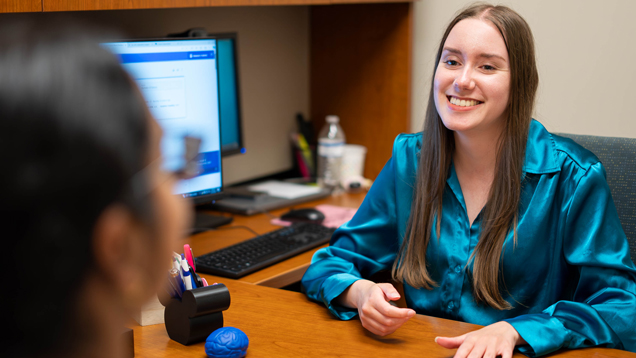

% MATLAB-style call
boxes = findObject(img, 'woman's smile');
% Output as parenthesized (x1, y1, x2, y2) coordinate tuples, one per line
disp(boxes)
(447, 95, 483, 110)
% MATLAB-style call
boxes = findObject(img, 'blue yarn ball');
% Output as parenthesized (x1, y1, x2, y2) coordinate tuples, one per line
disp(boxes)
(205, 327, 249, 358)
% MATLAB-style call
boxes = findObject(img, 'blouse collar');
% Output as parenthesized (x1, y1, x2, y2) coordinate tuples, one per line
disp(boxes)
(522, 119, 560, 175)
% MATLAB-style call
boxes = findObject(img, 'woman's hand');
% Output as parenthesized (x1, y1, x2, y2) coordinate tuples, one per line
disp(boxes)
(435, 321, 527, 358)
(340, 280, 416, 336)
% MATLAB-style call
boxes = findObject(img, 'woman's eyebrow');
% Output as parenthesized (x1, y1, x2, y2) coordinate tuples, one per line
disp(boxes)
(442, 47, 506, 62)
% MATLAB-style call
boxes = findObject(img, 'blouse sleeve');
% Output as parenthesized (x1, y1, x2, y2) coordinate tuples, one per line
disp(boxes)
(301, 153, 401, 320)
(505, 162, 636, 356)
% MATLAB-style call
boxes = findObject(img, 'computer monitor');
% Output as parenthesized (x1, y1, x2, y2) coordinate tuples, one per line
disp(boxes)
(214, 33, 245, 157)
(102, 38, 233, 229)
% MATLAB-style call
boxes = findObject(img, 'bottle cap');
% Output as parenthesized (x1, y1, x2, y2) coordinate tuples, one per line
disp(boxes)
(326, 115, 339, 123)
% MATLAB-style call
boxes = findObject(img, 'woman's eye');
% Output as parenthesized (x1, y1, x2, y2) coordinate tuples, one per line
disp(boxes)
(482, 64, 496, 71)
(445, 60, 459, 66)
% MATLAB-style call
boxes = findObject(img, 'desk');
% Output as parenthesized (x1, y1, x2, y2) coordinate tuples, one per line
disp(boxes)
(134, 280, 635, 358)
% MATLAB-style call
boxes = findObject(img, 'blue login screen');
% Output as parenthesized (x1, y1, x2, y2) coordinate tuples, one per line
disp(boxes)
(102, 39, 222, 198)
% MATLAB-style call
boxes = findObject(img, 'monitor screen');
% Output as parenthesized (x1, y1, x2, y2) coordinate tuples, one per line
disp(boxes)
(102, 38, 223, 203)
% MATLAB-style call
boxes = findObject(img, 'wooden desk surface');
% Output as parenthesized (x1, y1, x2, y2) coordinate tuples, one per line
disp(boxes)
(134, 280, 634, 358)
(184, 191, 367, 288)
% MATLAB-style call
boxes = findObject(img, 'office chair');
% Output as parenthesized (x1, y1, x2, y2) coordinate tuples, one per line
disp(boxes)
(556, 133, 636, 264)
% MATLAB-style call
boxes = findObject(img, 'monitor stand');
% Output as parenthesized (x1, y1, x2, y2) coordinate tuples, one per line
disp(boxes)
(190, 211, 233, 235)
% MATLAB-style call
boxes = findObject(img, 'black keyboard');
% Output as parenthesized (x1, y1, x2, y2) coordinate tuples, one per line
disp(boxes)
(195, 223, 336, 279)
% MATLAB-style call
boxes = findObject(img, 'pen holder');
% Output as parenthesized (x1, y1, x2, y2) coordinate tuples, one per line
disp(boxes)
(162, 283, 231, 345)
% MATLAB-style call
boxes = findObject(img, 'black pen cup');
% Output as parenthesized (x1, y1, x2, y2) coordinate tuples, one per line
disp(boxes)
(162, 283, 231, 345)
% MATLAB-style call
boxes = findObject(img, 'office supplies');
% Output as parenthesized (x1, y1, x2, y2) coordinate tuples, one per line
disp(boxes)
(280, 208, 325, 224)
(296, 113, 315, 148)
(182, 260, 193, 290)
(163, 283, 231, 345)
(184, 244, 196, 272)
(205, 327, 249, 358)
(194, 222, 335, 278)
(248, 180, 322, 200)
(169, 268, 185, 298)
(292, 131, 314, 178)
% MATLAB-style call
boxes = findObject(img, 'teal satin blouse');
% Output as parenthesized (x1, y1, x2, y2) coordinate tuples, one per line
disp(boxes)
(301, 120, 636, 356)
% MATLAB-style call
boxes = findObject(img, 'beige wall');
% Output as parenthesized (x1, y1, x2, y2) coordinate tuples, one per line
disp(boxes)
(411, 0, 636, 138)
(2, 6, 310, 185)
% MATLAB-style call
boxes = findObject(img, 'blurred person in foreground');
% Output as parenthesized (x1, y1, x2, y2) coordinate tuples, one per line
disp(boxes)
(0, 22, 190, 358)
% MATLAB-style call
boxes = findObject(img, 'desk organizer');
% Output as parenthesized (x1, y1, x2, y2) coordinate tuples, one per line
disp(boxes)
(162, 283, 231, 345)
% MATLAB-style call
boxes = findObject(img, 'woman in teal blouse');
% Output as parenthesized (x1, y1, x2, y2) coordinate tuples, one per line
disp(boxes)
(302, 4, 636, 358)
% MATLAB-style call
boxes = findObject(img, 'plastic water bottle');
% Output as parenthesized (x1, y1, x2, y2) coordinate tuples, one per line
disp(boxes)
(317, 115, 346, 188)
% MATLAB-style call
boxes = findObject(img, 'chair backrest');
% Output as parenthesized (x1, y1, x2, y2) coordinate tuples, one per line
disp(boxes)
(556, 133, 636, 264)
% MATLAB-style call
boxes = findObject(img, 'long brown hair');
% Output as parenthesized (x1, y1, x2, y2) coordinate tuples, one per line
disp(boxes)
(392, 3, 539, 310)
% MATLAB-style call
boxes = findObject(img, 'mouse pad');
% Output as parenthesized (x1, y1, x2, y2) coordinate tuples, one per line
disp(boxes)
(271, 204, 357, 228)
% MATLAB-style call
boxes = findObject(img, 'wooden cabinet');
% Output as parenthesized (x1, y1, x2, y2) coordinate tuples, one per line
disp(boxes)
(0, 0, 41, 12)
(311, 3, 411, 179)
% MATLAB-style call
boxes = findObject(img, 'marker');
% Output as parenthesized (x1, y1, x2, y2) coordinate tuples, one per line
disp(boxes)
(201, 277, 209, 287)
(184, 244, 196, 273)
(181, 260, 192, 290)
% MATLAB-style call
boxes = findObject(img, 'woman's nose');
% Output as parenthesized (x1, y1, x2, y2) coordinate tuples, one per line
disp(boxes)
(454, 68, 475, 91)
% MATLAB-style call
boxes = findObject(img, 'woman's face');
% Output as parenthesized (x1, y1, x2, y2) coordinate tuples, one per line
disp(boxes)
(433, 18, 511, 135)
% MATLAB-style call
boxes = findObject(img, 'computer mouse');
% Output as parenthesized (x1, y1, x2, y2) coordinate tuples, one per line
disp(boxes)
(280, 208, 325, 224)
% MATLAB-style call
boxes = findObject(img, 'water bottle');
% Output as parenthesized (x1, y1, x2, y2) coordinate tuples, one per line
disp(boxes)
(317, 115, 346, 188)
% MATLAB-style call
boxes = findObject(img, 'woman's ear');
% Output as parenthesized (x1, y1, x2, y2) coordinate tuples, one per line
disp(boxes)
(91, 204, 153, 308)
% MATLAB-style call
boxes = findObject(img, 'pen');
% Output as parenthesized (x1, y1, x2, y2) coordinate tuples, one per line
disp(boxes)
(173, 254, 184, 282)
(169, 268, 185, 298)
(181, 259, 192, 290)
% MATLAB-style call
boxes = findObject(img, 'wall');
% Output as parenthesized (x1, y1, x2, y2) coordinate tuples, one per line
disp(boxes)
(411, 0, 636, 138)
(1, 6, 310, 185)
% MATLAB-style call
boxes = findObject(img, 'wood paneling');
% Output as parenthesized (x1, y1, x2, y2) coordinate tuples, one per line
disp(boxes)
(0, 0, 41, 12)
(42, 0, 410, 12)
(311, 3, 412, 180)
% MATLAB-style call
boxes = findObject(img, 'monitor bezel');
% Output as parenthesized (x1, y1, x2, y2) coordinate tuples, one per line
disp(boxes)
(211, 33, 245, 158)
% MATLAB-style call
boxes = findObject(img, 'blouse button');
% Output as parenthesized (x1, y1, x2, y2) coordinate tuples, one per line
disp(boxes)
(454, 265, 462, 273)
(447, 301, 455, 310)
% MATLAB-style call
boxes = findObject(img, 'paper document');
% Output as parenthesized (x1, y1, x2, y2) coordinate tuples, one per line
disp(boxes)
(247, 180, 322, 200)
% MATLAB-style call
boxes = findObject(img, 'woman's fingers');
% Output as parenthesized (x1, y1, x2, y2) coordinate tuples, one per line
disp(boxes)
(354, 282, 416, 336)
(375, 301, 416, 318)
(377, 282, 401, 301)
(436, 322, 520, 358)
(435, 334, 466, 349)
